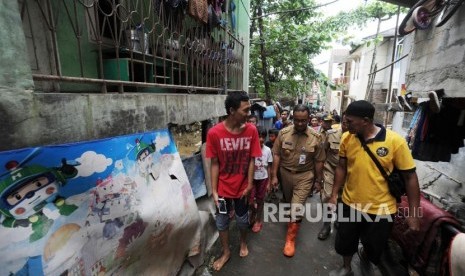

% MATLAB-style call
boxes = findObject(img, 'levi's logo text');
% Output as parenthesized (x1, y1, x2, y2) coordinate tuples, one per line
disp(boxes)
(220, 137, 251, 151)
(220, 137, 252, 174)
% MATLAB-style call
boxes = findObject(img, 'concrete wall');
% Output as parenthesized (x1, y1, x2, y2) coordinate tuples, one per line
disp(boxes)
(0, 1, 257, 151)
(0, 90, 226, 151)
(406, 11, 465, 98)
(402, 12, 465, 202)
(0, 0, 34, 91)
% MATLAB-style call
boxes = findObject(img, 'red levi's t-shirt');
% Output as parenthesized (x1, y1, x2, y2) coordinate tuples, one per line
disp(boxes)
(206, 122, 262, 198)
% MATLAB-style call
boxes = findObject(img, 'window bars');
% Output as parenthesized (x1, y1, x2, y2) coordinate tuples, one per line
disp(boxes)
(20, 0, 244, 93)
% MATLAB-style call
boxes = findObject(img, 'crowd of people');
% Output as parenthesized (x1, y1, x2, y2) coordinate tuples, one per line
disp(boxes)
(206, 91, 421, 275)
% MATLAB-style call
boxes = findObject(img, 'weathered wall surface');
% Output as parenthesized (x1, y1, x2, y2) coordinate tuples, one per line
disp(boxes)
(406, 11, 465, 97)
(0, 0, 33, 90)
(0, 89, 225, 151)
(0, 2, 227, 274)
(404, 12, 465, 203)
(0, 1, 230, 152)
(416, 149, 465, 207)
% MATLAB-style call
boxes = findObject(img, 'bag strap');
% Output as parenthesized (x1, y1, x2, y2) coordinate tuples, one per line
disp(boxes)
(357, 136, 390, 181)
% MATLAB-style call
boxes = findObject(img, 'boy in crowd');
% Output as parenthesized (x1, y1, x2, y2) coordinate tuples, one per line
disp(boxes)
(265, 128, 279, 149)
(265, 128, 280, 203)
(275, 109, 292, 129)
(249, 127, 273, 233)
(248, 114, 259, 126)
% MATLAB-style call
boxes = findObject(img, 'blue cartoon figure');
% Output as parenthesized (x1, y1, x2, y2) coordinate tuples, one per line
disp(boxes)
(0, 151, 79, 242)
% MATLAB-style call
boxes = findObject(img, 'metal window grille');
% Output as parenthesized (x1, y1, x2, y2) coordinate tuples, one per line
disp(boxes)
(19, 0, 244, 93)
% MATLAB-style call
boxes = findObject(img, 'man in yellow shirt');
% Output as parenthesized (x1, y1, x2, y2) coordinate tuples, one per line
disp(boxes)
(329, 100, 421, 276)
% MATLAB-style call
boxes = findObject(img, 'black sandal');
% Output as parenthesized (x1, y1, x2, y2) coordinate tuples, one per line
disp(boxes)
(317, 224, 331, 240)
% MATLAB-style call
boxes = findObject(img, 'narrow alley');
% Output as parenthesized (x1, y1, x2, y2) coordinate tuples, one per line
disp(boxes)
(203, 195, 404, 276)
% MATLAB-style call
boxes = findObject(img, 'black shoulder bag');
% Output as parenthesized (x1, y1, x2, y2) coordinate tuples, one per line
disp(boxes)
(358, 136, 405, 203)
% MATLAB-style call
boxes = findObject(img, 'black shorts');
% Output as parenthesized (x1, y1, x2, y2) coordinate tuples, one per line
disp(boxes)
(335, 203, 394, 265)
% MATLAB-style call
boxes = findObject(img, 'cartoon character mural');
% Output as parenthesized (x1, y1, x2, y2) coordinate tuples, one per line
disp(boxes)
(0, 130, 202, 275)
(133, 139, 159, 181)
(0, 149, 79, 242)
(88, 174, 140, 239)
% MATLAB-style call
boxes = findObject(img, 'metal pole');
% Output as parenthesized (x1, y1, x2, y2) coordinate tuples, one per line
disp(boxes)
(387, 5, 401, 104)
(368, 54, 408, 75)
(46, 0, 61, 77)
(32, 74, 236, 93)
(224, 41, 228, 94)
(385, 5, 401, 126)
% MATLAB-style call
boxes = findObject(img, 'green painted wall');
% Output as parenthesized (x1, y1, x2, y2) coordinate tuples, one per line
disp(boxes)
(235, 0, 251, 91)
(51, 1, 99, 91)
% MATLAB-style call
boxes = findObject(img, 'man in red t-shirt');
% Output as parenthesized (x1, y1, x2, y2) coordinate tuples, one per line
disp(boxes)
(206, 91, 262, 271)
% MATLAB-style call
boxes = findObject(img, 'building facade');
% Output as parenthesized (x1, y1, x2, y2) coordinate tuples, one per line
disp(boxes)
(1, 0, 251, 151)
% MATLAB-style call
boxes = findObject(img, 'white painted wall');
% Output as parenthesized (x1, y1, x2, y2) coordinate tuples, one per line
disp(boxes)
(347, 35, 408, 103)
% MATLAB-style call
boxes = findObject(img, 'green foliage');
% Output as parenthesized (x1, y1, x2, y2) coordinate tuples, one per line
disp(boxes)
(249, 0, 405, 101)
(359, 0, 402, 19)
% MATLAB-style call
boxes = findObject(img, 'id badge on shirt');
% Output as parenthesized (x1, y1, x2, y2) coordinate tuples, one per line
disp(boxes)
(299, 154, 306, 164)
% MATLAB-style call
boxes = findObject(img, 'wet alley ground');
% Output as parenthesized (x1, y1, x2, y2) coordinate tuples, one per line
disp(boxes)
(198, 193, 407, 276)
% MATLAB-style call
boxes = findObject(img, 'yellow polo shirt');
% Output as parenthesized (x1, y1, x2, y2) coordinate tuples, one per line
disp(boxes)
(339, 125, 415, 215)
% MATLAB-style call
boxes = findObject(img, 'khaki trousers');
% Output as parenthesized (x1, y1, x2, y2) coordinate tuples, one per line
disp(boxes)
(279, 167, 313, 220)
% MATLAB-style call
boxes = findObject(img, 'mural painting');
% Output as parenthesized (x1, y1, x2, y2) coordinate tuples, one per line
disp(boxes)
(0, 129, 201, 275)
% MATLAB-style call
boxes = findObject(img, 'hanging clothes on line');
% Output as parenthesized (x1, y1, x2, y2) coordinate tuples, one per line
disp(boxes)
(407, 99, 465, 162)
(407, 104, 425, 149)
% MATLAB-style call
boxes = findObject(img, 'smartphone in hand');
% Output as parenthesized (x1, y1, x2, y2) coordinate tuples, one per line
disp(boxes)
(218, 198, 228, 214)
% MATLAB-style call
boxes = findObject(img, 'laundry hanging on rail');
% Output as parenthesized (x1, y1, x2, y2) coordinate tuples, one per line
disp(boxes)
(407, 99, 465, 162)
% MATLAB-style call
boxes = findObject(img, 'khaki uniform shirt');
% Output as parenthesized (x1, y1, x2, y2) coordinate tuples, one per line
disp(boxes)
(324, 128, 343, 168)
(319, 128, 328, 144)
(272, 126, 326, 174)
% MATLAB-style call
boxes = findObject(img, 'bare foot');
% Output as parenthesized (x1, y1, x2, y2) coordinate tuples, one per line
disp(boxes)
(239, 242, 249, 257)
(213, 252, 230, 271)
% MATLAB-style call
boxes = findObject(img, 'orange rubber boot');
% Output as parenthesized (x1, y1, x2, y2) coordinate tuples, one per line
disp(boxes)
(283, 222, 300, 257)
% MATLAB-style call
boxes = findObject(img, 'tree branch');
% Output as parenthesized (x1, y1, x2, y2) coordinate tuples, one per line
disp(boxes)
(251, 0, 340, 20)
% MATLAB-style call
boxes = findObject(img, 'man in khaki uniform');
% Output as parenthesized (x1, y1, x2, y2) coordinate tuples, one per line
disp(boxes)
(270, 104, 325, 257)
(308, 113, 330, 197)
(319, 114, 331, 141)
(318, 114, 343, 240)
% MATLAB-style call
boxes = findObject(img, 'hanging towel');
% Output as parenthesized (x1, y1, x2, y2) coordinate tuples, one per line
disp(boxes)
(188, 0, 208, 24)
